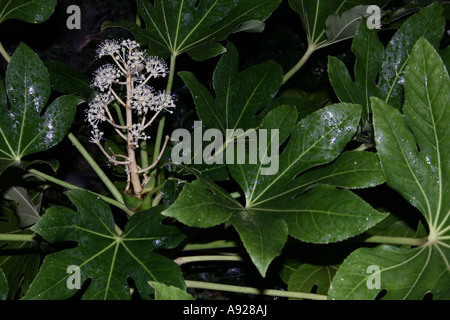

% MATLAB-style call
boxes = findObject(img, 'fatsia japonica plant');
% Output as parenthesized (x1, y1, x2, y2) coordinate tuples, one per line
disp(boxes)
(0, 0, 448, 301)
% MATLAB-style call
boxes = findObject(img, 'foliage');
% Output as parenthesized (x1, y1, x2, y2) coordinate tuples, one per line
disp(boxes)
(0, 0, 448, 300)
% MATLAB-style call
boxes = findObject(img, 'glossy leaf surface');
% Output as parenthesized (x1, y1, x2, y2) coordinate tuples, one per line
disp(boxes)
(104, 0, 282, 60)
(0, 0, 56, 24)
(0, 43, 77, 175)
(328, 3, 446, 117)
(24, 190, 186, 300)
(330, 37, 450, 300)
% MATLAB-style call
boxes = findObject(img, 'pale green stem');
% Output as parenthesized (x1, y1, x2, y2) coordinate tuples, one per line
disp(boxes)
(0, 233, 36, 242)
(364, 235, 427, 247)
(28, 168, 133, 216)
(182, 240, 239, 251)
(174, 254, 243, 265)
(283, 44, 317, 84)
(68, 132, 124, 204)
(113, 102, 126, 128)
(185, 280, 328, 300)
(138, 113, 150, 176)
(165, 53, 177, 93)
(151, 191, 163, 207)
(148, 53, 178, 189)
(0, 41, 10, 63)
(353, 143, 371, 151)
(140, 140, 149, 176)
(135, 11, 142, 27)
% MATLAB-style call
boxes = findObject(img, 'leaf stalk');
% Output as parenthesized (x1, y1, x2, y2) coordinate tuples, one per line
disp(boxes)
(185, 280, 328, 300)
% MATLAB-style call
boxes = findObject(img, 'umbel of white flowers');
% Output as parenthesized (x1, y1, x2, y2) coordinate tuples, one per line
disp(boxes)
(86, 39, 174, 196)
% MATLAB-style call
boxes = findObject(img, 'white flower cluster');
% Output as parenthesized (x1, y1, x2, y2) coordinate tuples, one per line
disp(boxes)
(86, 39, 175, 148)
(92, 64, 121, 92)
(130, 86, 176, 115)
(85, 93, 112, 128)
(129, 123, 149, 148)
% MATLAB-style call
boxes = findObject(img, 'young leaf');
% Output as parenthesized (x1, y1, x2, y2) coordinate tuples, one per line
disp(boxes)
(0, 43, 77, 175)
(331, 37, 450, 300)
(103, 0, 282, 61)
(288, 0, 388, 48)
(325, 5, 378, 45)
(3, 186, 40, 228)
(0, 0, 56, 24)
(24, 190, 186, 300)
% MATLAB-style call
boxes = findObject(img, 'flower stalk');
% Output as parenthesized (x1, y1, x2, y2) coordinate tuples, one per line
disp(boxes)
(87, 39, 175, 198)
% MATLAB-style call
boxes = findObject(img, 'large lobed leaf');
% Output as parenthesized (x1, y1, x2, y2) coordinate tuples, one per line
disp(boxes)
(180, 41, 284, 135)
(24, 190, 186, 300)
(174, 41, 283, 179)
(0, 43, 77, 175)
(329, 38, 450, 300)
(165, 102, 387, 276)
(103, 0, 282, 61)
(328, 3, 445, 120)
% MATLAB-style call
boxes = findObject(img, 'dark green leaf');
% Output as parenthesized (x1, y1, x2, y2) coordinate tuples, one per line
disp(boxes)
(229, 209, 288, 277)
(162, 179, 242, 228)
(288, 264, 338, 297)
(165, 103, 383, 276)
(372, 39, 449, 233)
(0, 0, 56, 24)
(44, 60, 94, 101)
(24, 190, 186, 300)
(328, 22, 384, 120)
(103, 0, 282, 60)
(228, 105, 298, 202)
(441, 46, 450, 71)
(333, 37, 450, 300)
(0, 43, 77, 175)
(283, 151, 385, 197)
(378, 3, 445, 110)
(328, 3, 445, 117)
(275, 185, 387, 243)
(247, 103, 362, 206)
(329, 245, 450, 299)
(180, 42, 284, 135)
